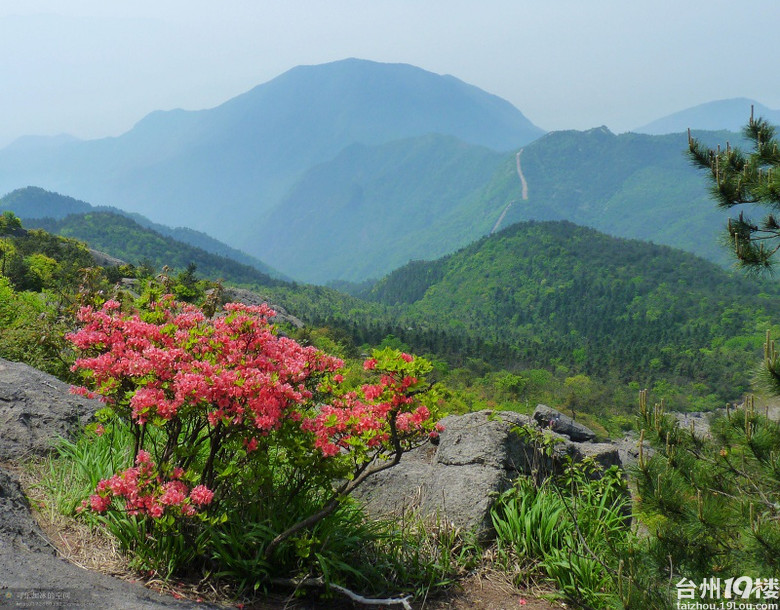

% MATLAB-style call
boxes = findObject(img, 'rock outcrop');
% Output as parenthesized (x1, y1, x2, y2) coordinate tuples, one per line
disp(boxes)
(533, 403, 596, 442)
(0, 358, 102, 461)
(89, 248, 127, 268)
(355, 406, 627, 537)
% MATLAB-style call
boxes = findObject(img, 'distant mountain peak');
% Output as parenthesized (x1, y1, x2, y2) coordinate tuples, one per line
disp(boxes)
(634, 98, 780, 135)
(0, 58, 545, 253)
(218, 57, 545, 152)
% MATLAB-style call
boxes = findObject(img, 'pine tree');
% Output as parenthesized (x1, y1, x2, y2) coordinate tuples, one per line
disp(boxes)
(635, 391, 780, 583)
(625, 117, 780, 599)
(688, 108, 780, 272)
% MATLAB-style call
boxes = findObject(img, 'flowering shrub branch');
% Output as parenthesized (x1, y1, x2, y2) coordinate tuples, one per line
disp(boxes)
(66, 295, 441, 572)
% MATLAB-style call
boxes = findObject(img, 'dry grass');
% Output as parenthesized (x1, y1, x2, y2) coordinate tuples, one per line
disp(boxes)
(17, 460, 129, 576)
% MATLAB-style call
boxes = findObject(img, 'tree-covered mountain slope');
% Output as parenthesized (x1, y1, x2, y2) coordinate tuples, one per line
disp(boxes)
(466, 127, 754, 269)
(252, 126, 749, 282)
(27, 211, 287, 287)
(0, 59, 543, 255)
(0, 187, 283, 279)
(366, 220, 780, 400)
(0, 186, 92, 218)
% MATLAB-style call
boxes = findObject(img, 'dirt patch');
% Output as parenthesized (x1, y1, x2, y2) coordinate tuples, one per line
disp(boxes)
(420, 573, 564, 610)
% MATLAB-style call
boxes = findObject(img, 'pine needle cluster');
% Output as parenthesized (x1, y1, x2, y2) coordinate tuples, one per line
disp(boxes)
(689, 108, 780, 272)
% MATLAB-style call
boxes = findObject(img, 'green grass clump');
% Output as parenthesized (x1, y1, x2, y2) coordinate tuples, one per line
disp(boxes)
(491, 427, 673, 609)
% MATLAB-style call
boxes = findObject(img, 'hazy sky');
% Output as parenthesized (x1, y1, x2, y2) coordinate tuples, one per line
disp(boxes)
(1, 0, 779, 148)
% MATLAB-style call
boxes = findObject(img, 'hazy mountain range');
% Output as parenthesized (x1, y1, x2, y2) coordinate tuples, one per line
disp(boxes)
(633, 98, 780, 135)
(0, 186, 283, 279)
(0, 59, 540, 261)
(0, 58, 775, 283)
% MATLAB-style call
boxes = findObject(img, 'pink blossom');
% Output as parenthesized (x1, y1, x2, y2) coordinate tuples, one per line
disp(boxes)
(159, 481, 188, 506)
(69, 296, 441, 518)
(90, 494, 111, 513)
(135, 450, 152, 465)
(189, 485, 214, 506)
(362, 384, 383, 401)
(70, 386, 99, 400)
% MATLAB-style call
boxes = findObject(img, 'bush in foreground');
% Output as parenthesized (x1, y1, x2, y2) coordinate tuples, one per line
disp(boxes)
(65, 295, 442, 591)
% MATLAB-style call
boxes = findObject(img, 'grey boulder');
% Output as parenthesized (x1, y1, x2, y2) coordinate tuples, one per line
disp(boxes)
(533, 403, 596, 442)
(355, 408, 626, 537)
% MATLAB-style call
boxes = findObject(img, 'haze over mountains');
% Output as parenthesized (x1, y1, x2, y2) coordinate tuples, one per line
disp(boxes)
(0, 58, 776, 283)
(633, 98, 780, 135)
(0, 186, 283, 279)
(0, 59, 540, 260)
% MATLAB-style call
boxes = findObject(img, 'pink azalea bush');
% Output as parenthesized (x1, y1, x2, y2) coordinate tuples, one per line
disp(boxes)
(67, 295, 441, 568)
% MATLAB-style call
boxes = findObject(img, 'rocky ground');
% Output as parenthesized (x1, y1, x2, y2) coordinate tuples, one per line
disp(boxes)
(0, 358, 215, 608)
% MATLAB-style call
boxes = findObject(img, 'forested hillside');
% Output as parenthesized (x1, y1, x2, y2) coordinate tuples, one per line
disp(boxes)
(0, 187, 283, 278)
(0, 186, 92, 218)
(366, 221, 780, 405)
(480, 127, 751, 267)
(256, 135, 507, 282)
(243, 125, 754, 282)
(27, 211, 287, 287)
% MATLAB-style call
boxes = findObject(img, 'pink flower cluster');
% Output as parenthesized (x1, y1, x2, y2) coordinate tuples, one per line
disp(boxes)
(303, 351, 438, 457)
(67, 299, 343, 430)
(84, 450, 213, 519)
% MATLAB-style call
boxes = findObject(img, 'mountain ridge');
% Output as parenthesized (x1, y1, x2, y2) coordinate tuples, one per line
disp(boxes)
(0, 58, 544, 255)
(0, 187, 284, 280)
(253, 125, 754, 282)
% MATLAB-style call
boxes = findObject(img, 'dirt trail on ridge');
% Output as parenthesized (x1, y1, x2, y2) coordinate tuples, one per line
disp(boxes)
(490, 148, 530, 235)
